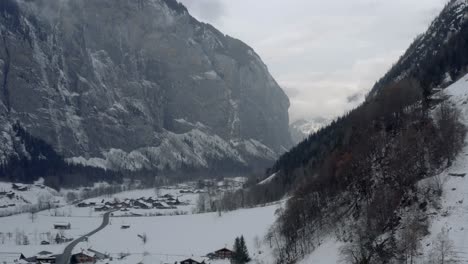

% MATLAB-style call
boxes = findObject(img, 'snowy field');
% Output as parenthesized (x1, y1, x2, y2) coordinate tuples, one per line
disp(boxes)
(87, 203, 281, 264)
(0, 210, 102, 257)
(0, 177, 279, 264)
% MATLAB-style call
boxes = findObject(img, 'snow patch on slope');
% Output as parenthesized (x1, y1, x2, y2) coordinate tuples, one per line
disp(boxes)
(67, 129, 278, 171)
(419, 73, 468, 262)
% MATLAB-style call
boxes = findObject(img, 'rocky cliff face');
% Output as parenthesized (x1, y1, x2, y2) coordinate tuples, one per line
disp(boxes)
(0, 0, 292, 172)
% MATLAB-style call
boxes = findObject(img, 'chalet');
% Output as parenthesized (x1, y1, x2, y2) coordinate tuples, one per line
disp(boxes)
(179, 258, 205, 264)
(161, 194, 174, 199)
(41, 240, 51, 245)
(77, 202, 90, 208)
(94, 205, 110, 212)
(105, 201, 116, 207)
(87, 249, 109, 260)
(6, 191, 15, 199)
(12, 183, 28, 191)
(54, 222, 71, 230)
(145, 197, 156, 203)
(121, 225, 130, 229)
(71, 251, 95, 264)
(168, 198, 181, 206)
(134, 200, 152, 209)
(55, 233, 73, 244)
(210, 248, 235, 259)
(155, 202, 172, 209)
(35, 251, 57, 264)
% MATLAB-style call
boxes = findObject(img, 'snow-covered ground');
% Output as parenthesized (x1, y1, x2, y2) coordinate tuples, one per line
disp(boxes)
(298, 239, 342, 264)
(417, 73, 468, 263)
(87, 203, 280, 264)
(0, 179, 66, 217)
(0, 178, 278, 264)
(0, 209, 102, 257)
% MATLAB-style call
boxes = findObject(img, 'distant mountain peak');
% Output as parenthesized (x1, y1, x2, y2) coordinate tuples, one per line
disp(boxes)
(289, 118, 330, 144)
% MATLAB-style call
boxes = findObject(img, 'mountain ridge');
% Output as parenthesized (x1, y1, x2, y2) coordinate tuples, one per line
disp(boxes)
(0, 0, 292, 174)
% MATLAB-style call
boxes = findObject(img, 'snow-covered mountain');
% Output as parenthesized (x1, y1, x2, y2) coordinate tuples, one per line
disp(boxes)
(289, 118, 330, 143)
(0, 0, 292, 173)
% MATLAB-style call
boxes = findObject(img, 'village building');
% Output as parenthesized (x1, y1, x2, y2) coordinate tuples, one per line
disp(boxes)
(71, 250, 96, 264)
(55, 233, 73, 244)
(34, 251, 57, 264)
(77, 202, 90, 208)
(154, 201, 172, 209)
(54, 222, 71, 230)
(12, 183, 28, 191)
(210, 248, 235, 259)
(87, 249, 108, 260)
(179, 258, 205, 264)
(134, 200, 152, 209)
(94, 205, 110, 212)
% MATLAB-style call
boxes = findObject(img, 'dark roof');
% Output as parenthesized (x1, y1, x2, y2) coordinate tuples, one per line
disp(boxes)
(215, 248, 234, 253)
(37, 251, 53, 256)
(180, 258, 203, 264)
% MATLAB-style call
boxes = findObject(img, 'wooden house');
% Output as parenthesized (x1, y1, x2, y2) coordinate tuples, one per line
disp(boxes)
(54, 222, 71, 230)
(212, 248, 235, 259)
(35, 251, 57, 264)
(179, 258, 205, 264)
(134, 200, 152, 209)
(71, 251, 96, 264)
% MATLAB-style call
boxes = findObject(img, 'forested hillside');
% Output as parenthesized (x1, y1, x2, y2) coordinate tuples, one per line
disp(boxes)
(369, 0, 468, 97)
(215, 1, 468, 263)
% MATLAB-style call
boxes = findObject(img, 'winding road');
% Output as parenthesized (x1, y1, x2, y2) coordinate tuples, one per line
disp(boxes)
(56, 211, 113, 264)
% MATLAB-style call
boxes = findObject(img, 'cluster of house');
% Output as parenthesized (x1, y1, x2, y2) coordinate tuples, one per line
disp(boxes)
(0, 183, 48, 209)
(177, 248, 235, 264)
(15, 245, 235, 264)
(16, 248, 109, 264)
(17, 251, 60, 264)
(0, 190, 17, 208)
(67, 247, 235, 264)
(76, 194, 185, 212)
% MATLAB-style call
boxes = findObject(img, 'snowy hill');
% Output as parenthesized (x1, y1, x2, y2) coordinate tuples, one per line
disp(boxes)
(0, 180, 65, 217)
(418, 73, 468, 263)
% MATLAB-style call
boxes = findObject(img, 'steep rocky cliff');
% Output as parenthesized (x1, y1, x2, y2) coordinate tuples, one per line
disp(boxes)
(0, 0, 292, 173)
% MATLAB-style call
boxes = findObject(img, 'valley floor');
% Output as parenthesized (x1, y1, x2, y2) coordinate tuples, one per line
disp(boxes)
(0, 181, 281, 264)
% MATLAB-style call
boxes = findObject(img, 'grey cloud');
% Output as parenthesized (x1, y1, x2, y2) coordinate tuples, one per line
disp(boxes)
(181, 0, 447, 122)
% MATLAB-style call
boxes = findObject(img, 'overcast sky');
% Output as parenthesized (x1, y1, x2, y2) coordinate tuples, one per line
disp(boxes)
(179, 0, 447, 122)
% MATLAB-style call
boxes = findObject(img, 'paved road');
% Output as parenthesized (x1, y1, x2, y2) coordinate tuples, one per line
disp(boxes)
(56, 211, 113, 264)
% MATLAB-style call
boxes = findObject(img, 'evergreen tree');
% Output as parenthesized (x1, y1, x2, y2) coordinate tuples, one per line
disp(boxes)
(233, 235, 251, 263)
